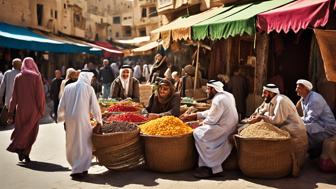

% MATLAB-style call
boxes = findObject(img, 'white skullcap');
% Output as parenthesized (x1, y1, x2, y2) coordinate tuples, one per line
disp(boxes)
(207, 80, 224, 93)
(263, 83, 280, 94)
(171, 71, 179, 78)
(297, 79, 313, 90)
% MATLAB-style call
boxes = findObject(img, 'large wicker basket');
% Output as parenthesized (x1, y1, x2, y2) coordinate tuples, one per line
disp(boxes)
(141, 132, 197, 173)
(234, 134, 293, 178)
(92, 128, 139, 148)
(92, 128, 145, 171)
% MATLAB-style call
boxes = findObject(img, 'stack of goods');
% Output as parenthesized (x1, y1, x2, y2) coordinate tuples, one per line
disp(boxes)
(139, 116, 196, 172)
(106, 112, 148, 124)
(235, 121, 292, 178)
(92, 122, 144, 171)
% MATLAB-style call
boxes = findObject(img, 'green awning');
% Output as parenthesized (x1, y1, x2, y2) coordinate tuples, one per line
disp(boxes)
(150, 5, 232, 41)
(192, 0, 294, 40)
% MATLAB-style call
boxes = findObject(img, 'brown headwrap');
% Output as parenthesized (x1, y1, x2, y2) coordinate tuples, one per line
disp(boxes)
(157, 79, 175, 104)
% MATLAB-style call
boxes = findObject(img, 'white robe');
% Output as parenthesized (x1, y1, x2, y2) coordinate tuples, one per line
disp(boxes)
(194, 91, 238, 174)
(257, 94, 308, 169)
(58, 73, 102, 174)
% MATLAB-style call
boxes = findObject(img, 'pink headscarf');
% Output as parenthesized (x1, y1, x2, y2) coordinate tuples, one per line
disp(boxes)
(21, 57, 40, 76)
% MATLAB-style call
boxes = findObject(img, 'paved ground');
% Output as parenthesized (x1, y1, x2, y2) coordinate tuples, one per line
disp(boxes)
(0, 108, 335, 189)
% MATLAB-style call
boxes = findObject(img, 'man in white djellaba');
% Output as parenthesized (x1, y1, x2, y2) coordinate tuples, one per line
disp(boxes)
(181, 80, 238, 178)
(58, 70, 102, 179)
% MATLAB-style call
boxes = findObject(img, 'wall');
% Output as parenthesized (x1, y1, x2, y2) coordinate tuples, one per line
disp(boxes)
(0, 0, 32, 27)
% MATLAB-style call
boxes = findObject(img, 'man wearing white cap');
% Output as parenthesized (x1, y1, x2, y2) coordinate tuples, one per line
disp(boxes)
(296, 79, 336, 158)
(181, 80, 238, 178)
(247, 83, 308, 175)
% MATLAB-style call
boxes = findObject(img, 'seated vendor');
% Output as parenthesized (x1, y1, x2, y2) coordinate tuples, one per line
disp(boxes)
(296, 79, 336, 159)
(146, 79, 180, 119)
(110, 65, 140, 102)
(246, 83, 308, 175)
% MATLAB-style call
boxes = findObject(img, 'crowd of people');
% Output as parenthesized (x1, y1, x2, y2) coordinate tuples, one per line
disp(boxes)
(0, 55, 335, 180)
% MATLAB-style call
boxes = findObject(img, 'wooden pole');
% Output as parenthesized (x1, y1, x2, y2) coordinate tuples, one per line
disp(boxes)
(194, 41, 200, 92)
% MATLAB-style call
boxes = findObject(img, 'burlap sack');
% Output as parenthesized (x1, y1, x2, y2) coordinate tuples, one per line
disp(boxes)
(321, 136, 336, 165)
(281, 125, 308, 176)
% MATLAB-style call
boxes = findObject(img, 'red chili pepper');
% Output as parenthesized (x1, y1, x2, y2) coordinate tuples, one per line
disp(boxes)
(107, 104, 139, 112)
(107, 112, 148, 123)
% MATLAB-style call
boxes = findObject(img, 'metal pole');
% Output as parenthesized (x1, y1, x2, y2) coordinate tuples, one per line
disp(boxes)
(194, 41, 200, 92)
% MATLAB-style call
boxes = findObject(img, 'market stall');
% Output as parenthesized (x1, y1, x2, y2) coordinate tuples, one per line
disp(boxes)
(91, 98, 211, 172)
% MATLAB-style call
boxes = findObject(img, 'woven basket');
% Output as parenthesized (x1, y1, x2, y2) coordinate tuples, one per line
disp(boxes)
(141, 132, 197, 173)
(94, 137, 145, 171)
(92, 128, 140, 149)
(234, 134, 292, 178)
(92, 128, 145, 171)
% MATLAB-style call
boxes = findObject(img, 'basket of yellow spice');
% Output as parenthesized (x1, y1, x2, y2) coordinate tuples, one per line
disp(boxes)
(235, 121, 293, 179)
(139, 116, 197, 173)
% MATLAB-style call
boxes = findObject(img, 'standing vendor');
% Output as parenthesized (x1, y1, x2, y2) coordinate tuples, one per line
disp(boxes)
(110, 65, 140, 102)
(180, 80, 238, 178)
(146, 79, 180, 118)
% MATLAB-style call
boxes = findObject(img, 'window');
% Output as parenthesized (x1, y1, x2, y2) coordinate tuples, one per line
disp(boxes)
(141, 8, 147, 18)
(50, 9, 53, 18)
(124, 26, 132, 37)
(36, 4, 43, 26)
(55, 11, 57, 19)
(113, 16, 120, 24)
(115, 32, 119, 38)
(149, 7, 158, 17)
(64, 3, 67, 9)
(139, 28, 146, 36)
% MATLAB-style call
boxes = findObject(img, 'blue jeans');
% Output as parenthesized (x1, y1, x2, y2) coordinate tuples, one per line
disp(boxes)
(102, 82, 111, 99)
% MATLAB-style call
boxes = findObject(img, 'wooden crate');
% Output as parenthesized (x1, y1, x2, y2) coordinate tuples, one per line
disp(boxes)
(139, 84, 153, 106)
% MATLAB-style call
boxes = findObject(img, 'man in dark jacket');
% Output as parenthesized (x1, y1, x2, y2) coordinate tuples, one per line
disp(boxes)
(99, 59, 114, 98)
(50, 70, 63, 122)
(149, 53, 167, 84)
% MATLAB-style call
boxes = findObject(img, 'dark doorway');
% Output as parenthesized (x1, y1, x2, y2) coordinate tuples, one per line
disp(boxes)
(268, 30, 312, 103)
(37, 4, 44, 26)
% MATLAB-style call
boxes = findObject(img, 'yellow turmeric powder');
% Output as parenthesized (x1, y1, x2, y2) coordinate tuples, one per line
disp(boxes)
(139, 116, 192, 136)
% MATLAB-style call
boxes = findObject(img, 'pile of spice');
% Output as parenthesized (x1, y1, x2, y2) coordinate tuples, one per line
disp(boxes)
(240, 121, 290, 139)
(102, 121, 138, 134)
(106, 112, 148, 123)
(139, 116, 192, 136)
(107, 104, 139, 112)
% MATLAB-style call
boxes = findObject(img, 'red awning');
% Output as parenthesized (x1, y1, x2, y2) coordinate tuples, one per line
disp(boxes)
(90, 41, 123, 58)
(257, 0, 330, 33)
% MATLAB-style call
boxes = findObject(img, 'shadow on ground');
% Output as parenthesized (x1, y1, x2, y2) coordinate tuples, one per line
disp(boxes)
(0, 124, 14, 131)
(18, 161, 70, 172)
(227, 159, 336, 189)
(74, 159, 336, 188)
